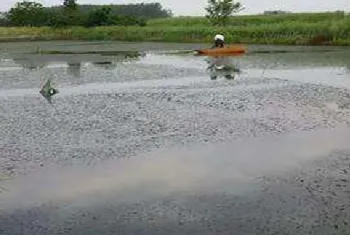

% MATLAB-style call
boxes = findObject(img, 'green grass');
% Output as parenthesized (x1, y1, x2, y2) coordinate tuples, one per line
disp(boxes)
(1, 12, 350, 46)
(147, 12, 347, 27)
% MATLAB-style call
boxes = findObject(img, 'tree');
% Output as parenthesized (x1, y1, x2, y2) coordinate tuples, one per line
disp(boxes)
(85, 6, 113, 27)
(63, 0, 77, 11)
(8, 1, 48, 26)
(56, 0, 82, 26)
(205, 0, 244, 26)
(0, 13, 10, 26)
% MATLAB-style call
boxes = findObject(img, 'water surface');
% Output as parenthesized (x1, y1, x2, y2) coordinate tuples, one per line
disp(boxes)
(1, 41, 350, 235)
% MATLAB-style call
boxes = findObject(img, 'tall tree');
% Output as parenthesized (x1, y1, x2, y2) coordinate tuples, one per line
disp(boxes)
(205, 0, 244, 26)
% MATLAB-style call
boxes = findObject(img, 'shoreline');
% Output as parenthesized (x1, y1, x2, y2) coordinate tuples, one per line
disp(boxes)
(1, 34, 349, 46)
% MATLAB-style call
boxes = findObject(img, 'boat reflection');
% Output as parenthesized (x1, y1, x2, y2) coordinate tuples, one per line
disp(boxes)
(206, 56, 242, 80)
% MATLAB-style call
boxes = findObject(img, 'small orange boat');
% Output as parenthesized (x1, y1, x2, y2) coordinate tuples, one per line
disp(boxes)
(195, 44, 246, 56)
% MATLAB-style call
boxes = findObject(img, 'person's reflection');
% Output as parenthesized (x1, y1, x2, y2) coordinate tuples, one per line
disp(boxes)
(67, 62, 81, 78)
(206, 56, 242, 80)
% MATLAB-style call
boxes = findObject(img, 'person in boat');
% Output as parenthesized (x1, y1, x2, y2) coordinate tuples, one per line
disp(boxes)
(212, 34, 225, 48)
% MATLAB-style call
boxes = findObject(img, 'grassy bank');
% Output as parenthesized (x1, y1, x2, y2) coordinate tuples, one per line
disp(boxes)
(1, 12, 350, 45)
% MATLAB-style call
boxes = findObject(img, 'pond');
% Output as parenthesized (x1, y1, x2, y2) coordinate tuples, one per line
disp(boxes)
(1, 41, 350, 235)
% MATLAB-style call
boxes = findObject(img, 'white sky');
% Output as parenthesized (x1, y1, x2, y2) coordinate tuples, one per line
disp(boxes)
(1, 0, 349, 16)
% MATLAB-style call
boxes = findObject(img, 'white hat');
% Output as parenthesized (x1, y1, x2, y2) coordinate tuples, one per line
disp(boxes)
(214, 34, 224, 41)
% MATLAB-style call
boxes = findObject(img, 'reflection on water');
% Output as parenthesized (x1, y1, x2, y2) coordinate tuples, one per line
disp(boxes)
(12, 58, 48, 71)
(0, 42, 349, 92)
(346, 64, 350, 73)
(206, 56, 242, 80)
(8, 50, 145, 72)
(2, 126, 350, 211)
(67, 62, 81, 78)
(91, 61, 116, 70)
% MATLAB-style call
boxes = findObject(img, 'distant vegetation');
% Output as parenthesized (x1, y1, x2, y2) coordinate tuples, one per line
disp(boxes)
(0, 0, 172, 27)
(0, 0, 349, 46)
(145, 11, 350, 45)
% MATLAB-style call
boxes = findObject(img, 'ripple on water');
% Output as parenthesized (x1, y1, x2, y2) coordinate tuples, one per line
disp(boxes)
(1, 42, 350, 235)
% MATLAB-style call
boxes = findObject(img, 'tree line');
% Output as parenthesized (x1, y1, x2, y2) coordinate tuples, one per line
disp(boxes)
(0, 0, 172, 27)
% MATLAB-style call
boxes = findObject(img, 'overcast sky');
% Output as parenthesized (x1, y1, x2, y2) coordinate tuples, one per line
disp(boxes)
(1, 0, 349, 15)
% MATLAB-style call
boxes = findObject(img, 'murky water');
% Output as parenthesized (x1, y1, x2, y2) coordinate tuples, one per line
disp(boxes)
(1, 41, 350, 235)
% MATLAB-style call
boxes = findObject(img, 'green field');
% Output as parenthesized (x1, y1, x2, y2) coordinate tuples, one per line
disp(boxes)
(1, 12, 350, 45)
